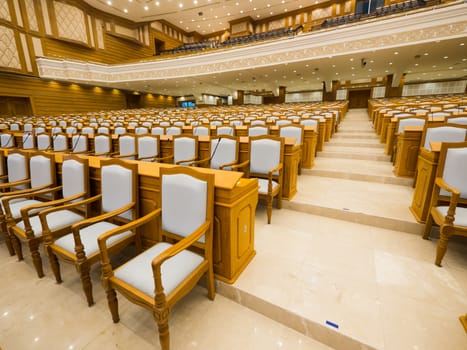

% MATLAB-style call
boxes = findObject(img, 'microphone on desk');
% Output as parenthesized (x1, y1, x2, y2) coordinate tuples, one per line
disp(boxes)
(209, 136, 223, 164)
(46, 133, 59, 151)
(71, 134, 81, 153)
(22, 132, 32, 149)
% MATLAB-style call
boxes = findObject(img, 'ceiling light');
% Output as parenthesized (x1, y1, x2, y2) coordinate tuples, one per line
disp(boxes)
(179, 3, 183, 8)
(423, 52, 429, 56)
(144, 5, 148, 10)
(123, 8, 128, 13)
(389, 62, 393, 65)
(107, 0, 112, 5)
(460, 43, 465, 46)
(194, 0, 198, 3)
(155, 1, 160, 5)
(240, 10, 244, 13)
(394, 51, 399, 55)
(443, 56, 448, 59)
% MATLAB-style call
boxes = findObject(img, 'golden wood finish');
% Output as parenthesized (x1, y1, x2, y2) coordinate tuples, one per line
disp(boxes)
(422, 142, 467, 266)
(460, 314, 467, 332)
(100, 166, 216, 350)
(393, 126, 423, 177)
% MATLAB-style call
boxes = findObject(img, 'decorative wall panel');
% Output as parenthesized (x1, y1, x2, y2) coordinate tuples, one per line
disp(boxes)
(87, 15, 94, 47)
(312, 7, 332, 20)
(54, 1, 87, 44)
(115, 24, 138, 40)
(20, 33, 32, 72)
(403, 81, 467, 96)
(24, 0, 38, 31)
(0, 0, 11, 21)
(372, 86, 386, 98)
(32, 36, 43, 56)
(268, 19, 285, 30)
(12, 0, 22, 27)
(336, 89, 347, 100)
(41, 0, 51, 35)
(286, 91, 323, 102)
(345, 1, 352, 13)
(231, 22, 247, 34)
(95, 18, 104, 49)
(0, 25, 21, 69)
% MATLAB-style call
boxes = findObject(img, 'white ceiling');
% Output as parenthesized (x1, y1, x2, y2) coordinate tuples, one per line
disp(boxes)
(77, 1, 467, 97)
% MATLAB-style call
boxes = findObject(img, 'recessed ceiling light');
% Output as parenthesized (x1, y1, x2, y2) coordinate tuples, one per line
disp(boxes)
(389, 62, 393, 65)
(144, 5, 148, 10)
(432, 65, 436, 68)
(240, 10, 244, 13)
(423, 52, 429, 56)
(123, 8, 128, 13)
(194, 0, 198, 3)
(394, 51, 399, 55)
(107, 0, 112, 5)
(155, 1, 160, 5)
(350, 58, 354, 61)
(460, 43, 465, 46)
(443, 56, 448, 59)
(179, 3, 183, 8)
(415, 63, 419, 66)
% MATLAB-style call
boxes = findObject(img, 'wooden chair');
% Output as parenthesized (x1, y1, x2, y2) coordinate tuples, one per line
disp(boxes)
(248, 126, 269, 137)
(36, 133, 51, 151)
(137, 134, 161, 161)
(93, 133, 113, 157)
(69, 133, 89, 154)
(1, 133, 15, 148)
(279, 124, 304, 174)
(7, 156, 89, 277)
(189, 135, 239, 170)
(113, 133, 137, 160)
(423, 142, 467, 266)
(233, 135, 284, 224)
(43, 158, 139, 306)
(1, 152, 56, 258)
(159, 135, 198, 165)
(21, 132, 35, 150)
(99, 166, 215, 350)
(52, 132, 69, 152)
(421, 125, 467, 151)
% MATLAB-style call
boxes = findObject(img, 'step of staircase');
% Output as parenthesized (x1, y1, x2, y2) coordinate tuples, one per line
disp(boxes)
(326, 141, 384, 148)
(318, 151, 391, 162)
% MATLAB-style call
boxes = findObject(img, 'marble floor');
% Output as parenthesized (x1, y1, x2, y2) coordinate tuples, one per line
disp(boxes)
(1, 109, 466, 349)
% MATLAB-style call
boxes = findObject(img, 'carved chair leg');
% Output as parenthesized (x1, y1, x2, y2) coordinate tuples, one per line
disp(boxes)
(2, 231, 15, 256)
(154, 309, 170, 350)
(423, 213, 433, 240)
(266, 196, 272, 224)
(435, 226, 451, 267)
(29, 240, 44, 278)
(276, 194, 282, 209)
(106, 287, 120, 323)
(79, 262, 94, 307)
(47, 247, 62, 283)
(11, 234, 23, 261)
(206, 266, 216, 301)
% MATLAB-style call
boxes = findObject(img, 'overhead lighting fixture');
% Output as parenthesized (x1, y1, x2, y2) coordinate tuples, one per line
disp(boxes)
(144, 5, 148, 10)
(107, 0, 112, 5)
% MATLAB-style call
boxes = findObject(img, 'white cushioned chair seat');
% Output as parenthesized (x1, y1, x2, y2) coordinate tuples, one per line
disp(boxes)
(16, 210, 84, 237)
(257, 179, 279, 194)
(54, 221, 132, 256)
(114, 242, 204, 297)
(435, 206, 467, 227)
(9, 199, 43, 219)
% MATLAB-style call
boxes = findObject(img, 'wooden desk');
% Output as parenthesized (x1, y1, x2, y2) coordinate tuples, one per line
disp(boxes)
(393, 126, 423, 177)
(1, 150, 259, 284)
(409, 142, 442, 223)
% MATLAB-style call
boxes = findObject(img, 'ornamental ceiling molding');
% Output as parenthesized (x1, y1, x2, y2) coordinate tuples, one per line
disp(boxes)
(37, 3, 467, 83)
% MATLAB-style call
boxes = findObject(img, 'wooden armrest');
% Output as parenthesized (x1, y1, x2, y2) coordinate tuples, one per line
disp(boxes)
(435, 177, 461, 197)
(112, 152, 138, 159)
(70, 201, 135, 233)
(20, 190, 84, 219)
(98, 208, 161, 265)
(94, 151, 112, 157)
(186, 157, 210, 167)
(219, 159, 239, 170)
(152, 221, 210, 272)
(39, 194, 101, 233)
(231, 159, 249, 171)
(175, 156, 197, 165)
(2, 183, 57, 217)
(152, 154, 173, 162)
(0, 178, 31, 191)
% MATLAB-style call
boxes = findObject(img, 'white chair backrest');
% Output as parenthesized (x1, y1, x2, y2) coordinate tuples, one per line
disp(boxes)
(441, 147, 467, 199)
(398, 118, 426, 133)
(51, 127, 62, 134)
(446, 117, 467, 126)
(300, 119, 318, 127)
(114, 127, 126, 135)
(29, 155, 52, 188)
(248, 126, 268, 137)
(280, 126, 303, 146)
(94, 134, 111, 155)
(424, 127, 467, 151)
(210, 121, 222, 127)
(431, 112, 451, 117)
(138, 136, 158, 160)
(22, 132, 34, 149)
(35, 127, 46, 134)
(174, 137, 196, 165)
(135, 127, 148, 135)
(101, 164, 134, 220)
(119, 135, 136, 159)
(37, 134, 51, 150)
(160, 121, 170, 127)
(210, 138, 237, 170)
(62, 159, 86, 199)
(217, 126, 234, 136)
(97, 126, 109, 134)
(173, 121, 185, 127)
(71, 134, 87, 153)
(7, 153, 27, 184)
(66, 126, 77, 134)
(250, 138, 281, 175)
(53, 134, 67, 151)
(162, 173, 207, 237)
(151, 127, 165, 135)
(10, 123, 19, 131)
(81, 127, 94, 135)
(230, 120, 242, 126)
(276, 120, 292, 126)
(193, 126, 209, 136)
(393, 113, 414, 118)
(23, 123, 33, 132)
(1, 133, 14, 148)
(166, 126, 182, 135)
(58, 120, 67, 128)
(250, 120, 266, 126)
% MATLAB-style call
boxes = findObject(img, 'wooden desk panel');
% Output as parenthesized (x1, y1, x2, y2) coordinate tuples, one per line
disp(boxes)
(409, 143, 441, 223)
(393, 127, 422, 177)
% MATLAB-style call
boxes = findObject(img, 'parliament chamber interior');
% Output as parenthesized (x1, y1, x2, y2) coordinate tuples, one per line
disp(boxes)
(0, 0, 466, 349)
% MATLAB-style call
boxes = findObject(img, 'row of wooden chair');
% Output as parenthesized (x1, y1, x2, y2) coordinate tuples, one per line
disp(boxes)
(0, 151, 217, 350)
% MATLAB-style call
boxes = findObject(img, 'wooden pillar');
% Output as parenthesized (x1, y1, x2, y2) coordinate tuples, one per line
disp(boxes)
(385, 74, 404, 98)
(236, 90, 244, 105)
(278, 86, 286, 104)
